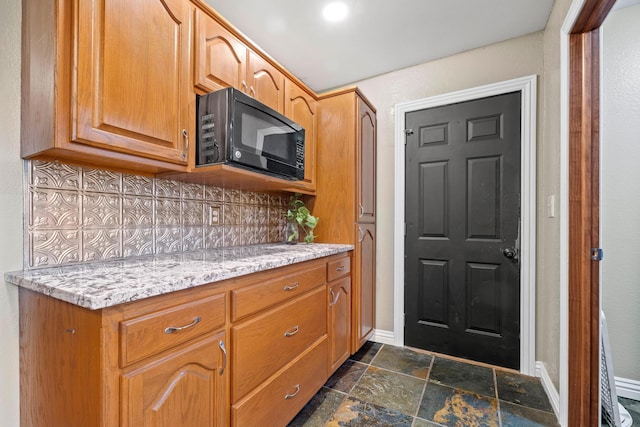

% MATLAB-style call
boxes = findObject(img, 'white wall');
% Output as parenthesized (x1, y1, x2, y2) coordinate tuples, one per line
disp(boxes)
(601, 3, 640, 383)
(0, 0, 23, 425)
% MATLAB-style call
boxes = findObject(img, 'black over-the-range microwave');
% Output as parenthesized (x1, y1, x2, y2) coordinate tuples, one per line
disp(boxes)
(196, 87, 305, 181)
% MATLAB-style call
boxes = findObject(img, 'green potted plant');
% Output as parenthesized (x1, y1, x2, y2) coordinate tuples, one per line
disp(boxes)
(285, 193, 319, 244)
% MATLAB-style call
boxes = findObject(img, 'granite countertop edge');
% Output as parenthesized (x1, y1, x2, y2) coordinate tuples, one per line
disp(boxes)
(5, 243, 354, 310)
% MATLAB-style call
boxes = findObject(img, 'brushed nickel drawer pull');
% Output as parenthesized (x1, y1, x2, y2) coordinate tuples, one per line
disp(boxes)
(164, 316, 201, 334)
(284, 384, 301, 400)
(283, 282, 300, 291)
(284, 326, 300, 337)
(219, 340, 227, 376)
(336, 266, 345, 272)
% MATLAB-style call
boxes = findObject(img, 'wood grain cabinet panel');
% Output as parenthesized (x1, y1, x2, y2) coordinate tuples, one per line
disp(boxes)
(120, 332, 228, 427)
(247, 51, 286, 113)
(120, 293, 226, 367)
(232, 339, 328, 427)
(193, 10, 285, 115)
(315, 88, 377, 354)
(327, 256, 351, 282)
(285, 80, 318, 191)
(328, 276, 351, 373)
(355, 224, 376, 350)
(231, 264, 325, 322)
(194, 8, 247, 93)
(21, 0, 192, 174)
(357, 98, 377, 223)
(231, 286, 327, 401)
(75, 0, 191, 164)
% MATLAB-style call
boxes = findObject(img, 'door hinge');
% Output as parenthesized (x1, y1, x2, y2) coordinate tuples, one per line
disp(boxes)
(404, 223, 407, 236)
(591, 248, 604, 261)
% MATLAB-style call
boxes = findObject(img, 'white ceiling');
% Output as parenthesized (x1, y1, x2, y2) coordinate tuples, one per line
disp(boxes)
(205, 0, 556, 92)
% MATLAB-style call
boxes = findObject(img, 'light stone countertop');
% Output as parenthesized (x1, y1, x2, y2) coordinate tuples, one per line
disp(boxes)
(5, 243, 353, 310)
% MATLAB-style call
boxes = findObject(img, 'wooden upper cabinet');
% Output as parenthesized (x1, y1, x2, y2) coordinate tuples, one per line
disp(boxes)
(247, 51, 285, 113)
(194, 10, 285, 114)
(194, 8, 247, 94)
(357, 97, 376, 223)
(74, 0, 191, 164)
(285, 80, 317, 190)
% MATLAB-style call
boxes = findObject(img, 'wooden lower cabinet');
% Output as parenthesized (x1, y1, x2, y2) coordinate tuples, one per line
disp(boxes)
(354, 223, 376, 351)
(232, 338, 328, 427)
(120, 332, 227, 427)
(328, 277, 351, 373)
(231, 287, 327, 401)
(19, 254, 352, 427)
(327, 254, 352, 374)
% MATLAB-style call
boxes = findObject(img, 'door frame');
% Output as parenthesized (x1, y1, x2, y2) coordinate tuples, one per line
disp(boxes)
(559, 0, 617, 425)
(393, 75, 538, 375)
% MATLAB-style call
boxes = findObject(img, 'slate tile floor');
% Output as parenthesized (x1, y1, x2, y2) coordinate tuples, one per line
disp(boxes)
(289, 342, 560, 427)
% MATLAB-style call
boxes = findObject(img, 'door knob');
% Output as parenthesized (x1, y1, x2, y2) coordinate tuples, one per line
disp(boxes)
(502, 248, 516, 259)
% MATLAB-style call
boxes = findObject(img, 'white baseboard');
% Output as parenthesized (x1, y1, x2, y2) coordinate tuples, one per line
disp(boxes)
(371, 329, 395, 345)
(616, 376, 640, 401)
(536, 361, 560, 418)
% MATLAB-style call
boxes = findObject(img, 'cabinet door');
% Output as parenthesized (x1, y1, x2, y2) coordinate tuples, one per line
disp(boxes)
(121, 332, 228, 427)
(328, 277, 351, 373)
(247, 51, 285, 113)
(357, 97, 376, 223)
(194, 9, 248, 93)
(353, 224, 376, 352)
(285, 80, 317, 190)
(75, 0, 190, 164)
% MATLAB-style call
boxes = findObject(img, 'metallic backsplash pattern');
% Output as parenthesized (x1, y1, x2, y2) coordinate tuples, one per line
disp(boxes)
(25, 161, 289, 268)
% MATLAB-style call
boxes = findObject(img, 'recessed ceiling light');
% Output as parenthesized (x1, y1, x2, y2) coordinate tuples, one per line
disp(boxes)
(323, 2, 348, 22)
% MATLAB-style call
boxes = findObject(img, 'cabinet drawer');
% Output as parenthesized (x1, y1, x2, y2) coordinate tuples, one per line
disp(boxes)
(231, 264, 325, 322)
(232, 287, 326, 401)
(327, 256, 351, 282)
(120, 293, 226, 367)
(232, 338, 327, 427)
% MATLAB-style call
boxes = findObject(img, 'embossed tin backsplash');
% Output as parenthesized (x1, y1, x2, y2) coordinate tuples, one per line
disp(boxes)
(25, 161, 289, 268)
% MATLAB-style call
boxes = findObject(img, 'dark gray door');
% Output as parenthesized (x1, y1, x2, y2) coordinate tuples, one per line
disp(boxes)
(404, 92, 521, 369)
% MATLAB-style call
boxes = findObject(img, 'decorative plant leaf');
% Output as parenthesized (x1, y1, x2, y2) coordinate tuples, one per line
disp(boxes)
(285, 193, 319, 243)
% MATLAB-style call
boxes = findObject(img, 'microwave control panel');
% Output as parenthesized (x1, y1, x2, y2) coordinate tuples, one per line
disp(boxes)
(198, 112, 220, 164)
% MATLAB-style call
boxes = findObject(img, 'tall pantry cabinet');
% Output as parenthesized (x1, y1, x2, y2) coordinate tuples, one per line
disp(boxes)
(314, 88, 376, 352)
